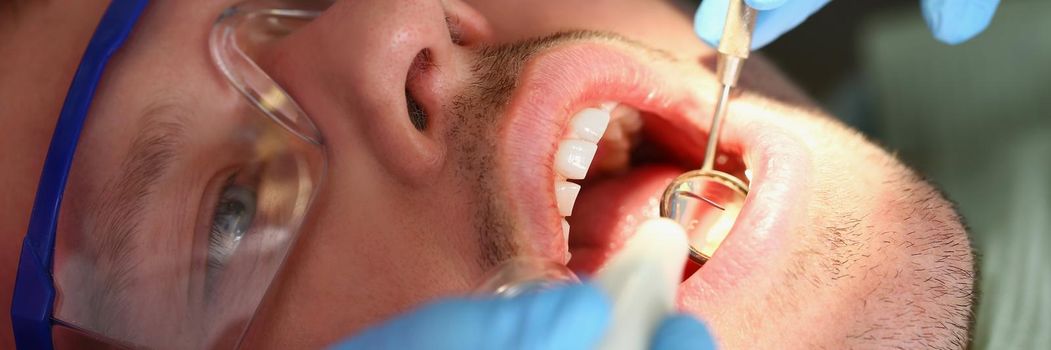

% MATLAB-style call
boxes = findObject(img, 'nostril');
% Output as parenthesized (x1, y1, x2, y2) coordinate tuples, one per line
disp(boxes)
(408, 49, 435, 81)
(406, 89, 427, 130)
(406, 49, 435, 131)
(440, 1, 494, 46)
(445, 15, 465, 45)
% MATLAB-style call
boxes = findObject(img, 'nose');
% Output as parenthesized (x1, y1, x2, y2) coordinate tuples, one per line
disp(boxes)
(260, 0, 492, 183)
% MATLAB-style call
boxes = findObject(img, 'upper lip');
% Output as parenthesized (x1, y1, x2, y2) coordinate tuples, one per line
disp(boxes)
(495, 40, 813, 305)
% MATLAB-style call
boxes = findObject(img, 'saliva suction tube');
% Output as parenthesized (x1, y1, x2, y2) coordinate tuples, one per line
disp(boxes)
(477, 218, 691, 350)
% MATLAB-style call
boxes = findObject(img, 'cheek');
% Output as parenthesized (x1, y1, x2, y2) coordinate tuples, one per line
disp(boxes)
(327, 173, 487, 301)
(242, 163, 486, 347)
(306, 156, 485, 284)
(398, 185, 484, 263)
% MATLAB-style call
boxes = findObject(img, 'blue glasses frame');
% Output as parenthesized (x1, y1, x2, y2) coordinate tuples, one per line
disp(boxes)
(11, 0, 149, 348)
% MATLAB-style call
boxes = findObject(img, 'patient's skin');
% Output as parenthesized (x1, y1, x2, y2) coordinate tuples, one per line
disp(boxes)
(0, 0, 973, 349)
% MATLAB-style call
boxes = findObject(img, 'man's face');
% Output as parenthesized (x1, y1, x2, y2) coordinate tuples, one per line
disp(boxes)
(31, 0, 974, 348)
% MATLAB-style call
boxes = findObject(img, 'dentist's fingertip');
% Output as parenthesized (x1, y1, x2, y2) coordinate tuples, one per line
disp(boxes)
(745, 0, 789, 11)
(651, 314, 716, 350)
(748, 0, 831, 50)
(695, 0, 730, 48)
(540, 284, 612, 348)
(561, 283, 612, 325)
(921, 0, 1000, 45)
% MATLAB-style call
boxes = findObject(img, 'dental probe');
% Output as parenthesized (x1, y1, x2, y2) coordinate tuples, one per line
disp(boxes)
(702, 0, 757, 173)
(656, 0, 756, 266)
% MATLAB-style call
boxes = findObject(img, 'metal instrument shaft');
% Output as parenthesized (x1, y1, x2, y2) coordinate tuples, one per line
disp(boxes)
(704, 0, 756, 170)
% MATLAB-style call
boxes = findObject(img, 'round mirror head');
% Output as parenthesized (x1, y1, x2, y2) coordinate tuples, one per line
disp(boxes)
(660, 170, 748, 265)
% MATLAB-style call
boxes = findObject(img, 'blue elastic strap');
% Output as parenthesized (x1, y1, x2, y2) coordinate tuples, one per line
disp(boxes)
(11, 1, 148, 348)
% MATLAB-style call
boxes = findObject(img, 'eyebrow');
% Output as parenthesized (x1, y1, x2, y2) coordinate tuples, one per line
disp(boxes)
(79, 104, 187, 328)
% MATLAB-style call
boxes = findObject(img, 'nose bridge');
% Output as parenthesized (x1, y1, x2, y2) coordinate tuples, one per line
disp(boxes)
(249, 0, 466, 165)
(262, 0, 459, 145)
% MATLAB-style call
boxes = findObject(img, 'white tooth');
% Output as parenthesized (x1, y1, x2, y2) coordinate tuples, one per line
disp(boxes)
(555, 140, 598, 180)
(561, 218, 571, 245)
(562, 218, 572, 264)
(599, 101, 619, 112)
(570, 108, 611, 143)
(555, 181, 581, 216)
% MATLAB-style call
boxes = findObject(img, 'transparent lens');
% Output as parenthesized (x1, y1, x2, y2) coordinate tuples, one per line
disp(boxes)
(475, 258, 580, 298)
(211, 1, 328, 145)
(660, 170, 748, 263)
(50, 1, 328, 348)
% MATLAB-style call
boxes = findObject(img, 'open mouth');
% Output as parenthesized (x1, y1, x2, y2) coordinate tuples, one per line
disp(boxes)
(498, 42, 752, 278)
(498, 41, 815, 310)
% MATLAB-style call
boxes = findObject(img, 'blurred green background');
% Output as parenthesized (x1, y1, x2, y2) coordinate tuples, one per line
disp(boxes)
(710, 0, 1050, 348)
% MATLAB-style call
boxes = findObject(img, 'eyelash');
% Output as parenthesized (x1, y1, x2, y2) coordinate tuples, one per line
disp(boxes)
(205, 174, 258, 276)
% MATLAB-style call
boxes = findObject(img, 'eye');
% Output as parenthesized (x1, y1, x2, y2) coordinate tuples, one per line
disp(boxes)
(206, 180, 257, 273)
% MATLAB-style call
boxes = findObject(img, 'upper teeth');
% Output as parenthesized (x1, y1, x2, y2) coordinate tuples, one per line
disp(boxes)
(555, 140, 598, 180)
(570, 108, 612, 143)
(554, 104, 616, 262)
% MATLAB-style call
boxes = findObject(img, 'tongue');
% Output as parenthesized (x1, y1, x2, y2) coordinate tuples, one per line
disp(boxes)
(566, 165, 682, 273)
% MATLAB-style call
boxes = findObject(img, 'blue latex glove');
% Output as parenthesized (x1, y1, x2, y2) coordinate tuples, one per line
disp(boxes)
(695, 0, 1001, 49)
(651, 314, 716, 350)
(330, 283, 716, 350)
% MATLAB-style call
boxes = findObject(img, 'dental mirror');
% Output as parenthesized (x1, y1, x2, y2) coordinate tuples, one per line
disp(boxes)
(660, 169, 747, 265)
(659, 85, 749, 266)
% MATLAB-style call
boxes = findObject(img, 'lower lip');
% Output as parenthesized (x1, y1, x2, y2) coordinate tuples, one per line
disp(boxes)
(677, 121, 811, 309)
(568, 165, 683, 274)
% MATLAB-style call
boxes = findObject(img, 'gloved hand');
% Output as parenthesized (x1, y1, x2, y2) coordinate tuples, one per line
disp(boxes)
(329, 283, 715, 350)
(695, 0, 1001, 49)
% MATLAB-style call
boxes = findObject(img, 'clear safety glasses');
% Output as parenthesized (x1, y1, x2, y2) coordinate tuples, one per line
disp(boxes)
(12, 1, 329, 348)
